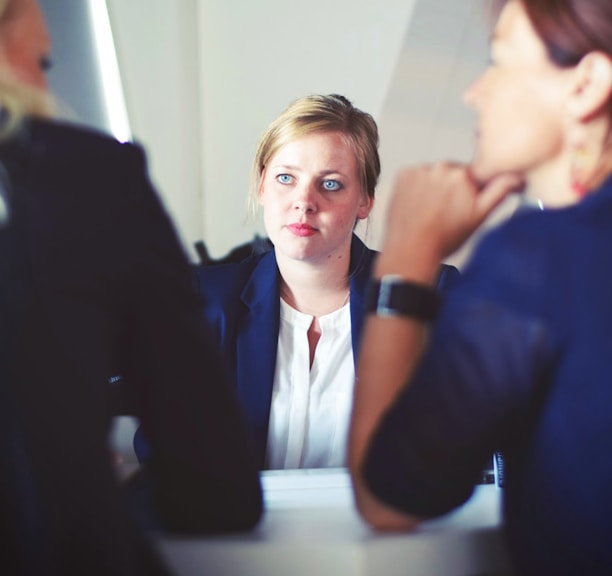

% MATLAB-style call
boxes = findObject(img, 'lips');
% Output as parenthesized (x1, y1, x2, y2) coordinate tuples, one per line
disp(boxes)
(286, 223, 317, 237)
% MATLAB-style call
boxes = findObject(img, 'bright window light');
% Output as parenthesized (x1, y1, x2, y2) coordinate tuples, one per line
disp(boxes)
(87, 0, 131, 143)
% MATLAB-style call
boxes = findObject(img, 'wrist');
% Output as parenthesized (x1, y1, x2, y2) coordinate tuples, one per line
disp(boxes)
(373, 249, 441, 285)
(365, 275, 440, 321)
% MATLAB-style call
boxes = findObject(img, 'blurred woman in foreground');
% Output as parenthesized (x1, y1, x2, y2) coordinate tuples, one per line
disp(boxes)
(0, 1, 261, 574)
(350, 1, 612, 574)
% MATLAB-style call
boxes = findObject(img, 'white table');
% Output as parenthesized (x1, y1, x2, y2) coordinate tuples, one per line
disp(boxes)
(157, 469, 514, 576)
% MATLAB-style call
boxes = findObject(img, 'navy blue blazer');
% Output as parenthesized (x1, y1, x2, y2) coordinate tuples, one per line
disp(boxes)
(363, 178, 612, 575)
(196, 235, 459, 467)
(1, 119, 261, 575)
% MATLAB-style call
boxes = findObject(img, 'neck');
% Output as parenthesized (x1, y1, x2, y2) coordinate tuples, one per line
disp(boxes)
(526, 148, 576, 207)
(530, 120, 612, 205)
(276, 250, 351, 317)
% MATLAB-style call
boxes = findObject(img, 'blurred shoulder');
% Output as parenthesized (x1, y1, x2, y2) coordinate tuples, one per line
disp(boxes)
(455, 209, 561, 308)
(11, 118, 157, 204)
(473, 208, 559, 268)
(25, 118, 146, 173)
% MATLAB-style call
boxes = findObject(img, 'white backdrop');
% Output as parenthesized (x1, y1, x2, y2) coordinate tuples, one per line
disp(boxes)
(105, 0, 493, 262)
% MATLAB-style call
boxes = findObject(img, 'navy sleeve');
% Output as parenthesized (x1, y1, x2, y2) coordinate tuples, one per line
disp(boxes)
(363, 221, 554, 517)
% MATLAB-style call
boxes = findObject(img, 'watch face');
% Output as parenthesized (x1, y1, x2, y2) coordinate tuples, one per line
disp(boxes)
(366, 276, 440, 321)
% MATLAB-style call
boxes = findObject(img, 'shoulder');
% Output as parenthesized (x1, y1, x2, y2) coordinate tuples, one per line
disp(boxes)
(28, 118, 142, 159)
(350, 234, 377, 274)
(454, 209, 563, 312)
(196, 250, 274, 304)
(25, 118, 147, 187)
(471, 209, 562, 275)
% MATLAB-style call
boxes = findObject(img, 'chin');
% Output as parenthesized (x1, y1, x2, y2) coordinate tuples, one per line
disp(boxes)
(470, 157, 512, 189)
(275, 242, 314, 262)
(468, 151, 488, 181)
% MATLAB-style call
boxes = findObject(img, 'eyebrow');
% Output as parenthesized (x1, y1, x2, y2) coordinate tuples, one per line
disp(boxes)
(271, 164, 347, 177)
(272, 164, 300, 171)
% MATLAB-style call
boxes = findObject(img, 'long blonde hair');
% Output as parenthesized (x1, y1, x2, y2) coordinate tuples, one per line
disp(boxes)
(0, 0, 53, 139)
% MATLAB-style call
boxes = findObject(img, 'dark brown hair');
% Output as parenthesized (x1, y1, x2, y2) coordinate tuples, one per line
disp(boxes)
(515, 0, 612, 67)
(510, 0, 612, 174)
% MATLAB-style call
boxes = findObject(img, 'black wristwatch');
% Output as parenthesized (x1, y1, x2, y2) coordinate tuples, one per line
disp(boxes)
(365, 274, 440, 321)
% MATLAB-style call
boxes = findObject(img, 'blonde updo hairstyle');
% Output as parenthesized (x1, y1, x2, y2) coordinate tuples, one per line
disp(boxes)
(249, 94, 380, 216)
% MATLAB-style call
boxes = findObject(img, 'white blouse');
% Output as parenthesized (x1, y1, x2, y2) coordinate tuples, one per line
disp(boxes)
(266, 299, 354, 469)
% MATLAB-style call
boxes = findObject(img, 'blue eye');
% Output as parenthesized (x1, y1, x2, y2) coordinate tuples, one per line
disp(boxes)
(277, 174, 293, 184)
(322, 179, 341, 191)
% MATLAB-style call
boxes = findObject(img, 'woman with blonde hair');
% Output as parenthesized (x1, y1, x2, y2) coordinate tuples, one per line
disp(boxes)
(350, 1, 612, 574)
(194, 94, 458, 469)
(0, 1, 261, 574)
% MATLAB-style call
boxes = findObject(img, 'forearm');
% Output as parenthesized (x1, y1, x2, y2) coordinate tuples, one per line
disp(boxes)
(349, 249, 440, 529)
(349, 165, 517, 528)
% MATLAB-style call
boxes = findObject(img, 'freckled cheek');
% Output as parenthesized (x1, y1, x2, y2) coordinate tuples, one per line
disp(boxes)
(331, 214, 354, 232)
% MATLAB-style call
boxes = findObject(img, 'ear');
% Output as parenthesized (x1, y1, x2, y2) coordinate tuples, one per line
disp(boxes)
(567, 51, 612, 122)
(356, 194, 374, 220)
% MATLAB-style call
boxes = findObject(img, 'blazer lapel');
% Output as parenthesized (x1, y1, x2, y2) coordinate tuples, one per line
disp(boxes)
(236, 251, 280, 467)
(349, 235, 375, 365)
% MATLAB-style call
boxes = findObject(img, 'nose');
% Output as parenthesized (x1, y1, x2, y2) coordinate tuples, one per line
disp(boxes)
(292, 181, 317, 213)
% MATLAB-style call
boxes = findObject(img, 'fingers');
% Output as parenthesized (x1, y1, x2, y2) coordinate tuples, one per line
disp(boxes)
(475, 173, 524, 220)
(384, 163, 524, 261)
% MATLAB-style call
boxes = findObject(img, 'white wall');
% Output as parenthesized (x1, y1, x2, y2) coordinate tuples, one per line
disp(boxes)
(197, 0, 417, 257)
(371, 0, 515, 265)
(106, 0, 417, 259)
(106, 0, 203, 258)
(106, 0, 501, 263)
